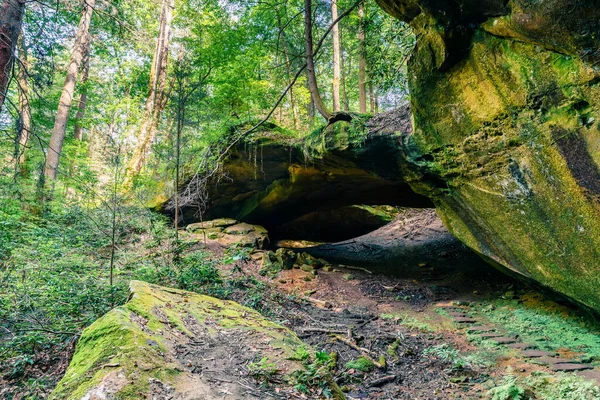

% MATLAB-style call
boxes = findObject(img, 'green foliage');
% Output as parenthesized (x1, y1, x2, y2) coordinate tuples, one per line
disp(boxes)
(289, 349, 336, 398)
(290, 346, 311, 362)
(380, 312, 435, 332)
(480, 296, 600, 360)
(247, 357, 278, 381)
(423, 344, 471, 371)
(345, 356, 375, 372)
(487, 372, 600, 400)
(488, 376, 526, 400)
(523, 372, 600, 400)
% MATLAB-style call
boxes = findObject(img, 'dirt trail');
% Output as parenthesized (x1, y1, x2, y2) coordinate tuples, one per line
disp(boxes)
(237, 245, 600, 399)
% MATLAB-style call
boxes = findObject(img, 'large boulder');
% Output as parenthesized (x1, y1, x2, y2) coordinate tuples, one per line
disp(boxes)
(375, 0, 600, 310)
(50, 281, 343, 399)
(186, 219, 270, 248)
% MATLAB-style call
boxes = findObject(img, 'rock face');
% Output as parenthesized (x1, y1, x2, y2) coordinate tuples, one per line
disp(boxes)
(274, 205, 398, 242)
(375, 0, 600, 310)
(298, 209, 478, 270)
(168, 110, 433, 242)
(50, 281, 343, 399)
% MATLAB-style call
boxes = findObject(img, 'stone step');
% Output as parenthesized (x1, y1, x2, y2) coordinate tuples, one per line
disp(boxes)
(448, 312, 470, 318)
(467, 326, 497, 333)
(576, 370, 600, 385)
(550, 363, 593, 372)
(491, 337, 517, 345)
(479, 333, 504, 339)
(522, 350, 558, 358)
(536, 357, 582, 365)
(506, 343, 536, 350)
(453, 317, 477, 324)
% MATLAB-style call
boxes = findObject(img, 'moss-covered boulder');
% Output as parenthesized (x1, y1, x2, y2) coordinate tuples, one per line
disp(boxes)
(51, 281, 343, 399)
(375, 0, 600, 310)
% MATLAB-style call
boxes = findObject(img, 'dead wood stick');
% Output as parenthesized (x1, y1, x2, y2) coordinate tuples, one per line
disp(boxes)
(340, 265, 373, 274)
(300, 327, 346, 334)
(302, 296, 330, 308)
(368, 375, 397, 387)
(333, 335, 384, 368)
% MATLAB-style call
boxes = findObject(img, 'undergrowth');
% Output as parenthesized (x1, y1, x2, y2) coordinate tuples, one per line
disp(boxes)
(479, 293, 600, 361)
(0, 190, 286, 397)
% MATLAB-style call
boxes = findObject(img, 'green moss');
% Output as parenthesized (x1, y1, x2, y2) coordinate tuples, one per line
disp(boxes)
(51, 281, 328, 399)
(401, 12, 600, 311)
(345, 356, 375, 372)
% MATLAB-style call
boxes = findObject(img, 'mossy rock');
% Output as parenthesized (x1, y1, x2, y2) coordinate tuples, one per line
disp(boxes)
(184, 220, 270, 249)
(50, 281, 344, 399)
(186, 218, 237, 232)
(375, 0, 600, 311)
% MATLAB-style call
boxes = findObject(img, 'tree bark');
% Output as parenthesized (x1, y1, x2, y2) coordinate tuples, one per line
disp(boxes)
(125, 0, 173, 183)
(358, 0, 367, 114)
(44, 0, 95, 181)
(340, 26, 349, 112)
(304, 0, 331, 120)
(16, 33, 30, 170)
(74, 35, 91, 141)
(331, 0, 341, 112)
(0, 0, 25, 112)
(369, 81, 376, 113)
(277, 12, 299, 130)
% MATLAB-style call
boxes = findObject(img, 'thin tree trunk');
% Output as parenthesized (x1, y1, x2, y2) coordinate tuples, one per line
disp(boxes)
(74, 36, 91, 141)
(369, 81, 376, 113)
(44, 0, 95, 181)
(340, 26, 349, 112)
(16, 33, 30, 171)
(278, 13, 299, 130)
(126, 0, 173, 183)
(358, 0, 367, 114)
(0, 0, 24, 112)
(331, 0, 341, 112)
(304, 0, 331, 120)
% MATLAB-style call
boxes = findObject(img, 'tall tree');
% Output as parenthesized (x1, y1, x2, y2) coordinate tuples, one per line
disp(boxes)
(44, 0, 95, 181)
(331, 0, 341, 112)
(16, 34, 30, 170)
(0, 0, 25, 112)
(304, 0, 331, 120)
(125, 0, 174, 183)
(277, 11, 299, 130)
(74, 36, 91, 141)
(358, 0, 367, 113)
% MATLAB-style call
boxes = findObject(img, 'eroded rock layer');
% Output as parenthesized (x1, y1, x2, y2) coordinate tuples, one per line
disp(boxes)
(376, 0, 600, 310)
(172, 110, 433, 239)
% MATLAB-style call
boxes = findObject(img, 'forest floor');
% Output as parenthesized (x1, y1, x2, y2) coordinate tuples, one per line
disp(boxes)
(236, 248, 600, 399)
(3, 219, 600, 399)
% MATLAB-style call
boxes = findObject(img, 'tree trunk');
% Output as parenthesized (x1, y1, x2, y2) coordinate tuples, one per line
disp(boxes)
(340, 26, 349, 112)
(278, 15, 299, 130)
(74, 36, 91, 141)
(331, 0, 341, 112)
(44, 0, 95, 181)
(304, 0, 331, 120)
(0, 0, 24, 112)
(369, 81, 376, 113)
(126, 0, 174, 182)
(358, 0, 367, 114)
(16, 33, 30, 171)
